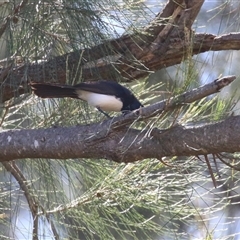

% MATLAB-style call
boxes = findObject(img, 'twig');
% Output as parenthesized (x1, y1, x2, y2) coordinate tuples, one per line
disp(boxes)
(2, 161, 39, 239)
(216, 153, 240, 171)
(203, 155, 217, 188)
(212, 154, 221, 178)
(0, 0, 29, 38)
(110, 75, 236, 129)
(2, 161, 60, 240)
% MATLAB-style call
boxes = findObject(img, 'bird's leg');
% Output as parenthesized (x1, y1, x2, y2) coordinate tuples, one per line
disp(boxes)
(121, 110, 131, 115)
(96, 107, 111, 118)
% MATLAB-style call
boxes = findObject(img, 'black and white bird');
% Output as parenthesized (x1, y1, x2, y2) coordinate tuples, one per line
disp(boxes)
(30, 80, 143, 117)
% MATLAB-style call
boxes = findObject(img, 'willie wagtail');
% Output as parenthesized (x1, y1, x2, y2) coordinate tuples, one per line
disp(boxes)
(30, 81, 143, 117)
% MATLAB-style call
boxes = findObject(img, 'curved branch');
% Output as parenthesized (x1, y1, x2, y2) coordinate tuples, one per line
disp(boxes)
(0, 0, 206, 102)
(2, 162, 39, 239)
(2, 161, 60, 239)
(4, 8, 240, 102)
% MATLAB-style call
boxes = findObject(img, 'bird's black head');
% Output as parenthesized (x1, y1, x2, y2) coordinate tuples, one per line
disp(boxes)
(128, 97, 143, 111)
(120, 91, 143, 112)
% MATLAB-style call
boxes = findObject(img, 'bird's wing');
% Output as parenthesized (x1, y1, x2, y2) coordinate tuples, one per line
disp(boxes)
(74, 81, 128, 97)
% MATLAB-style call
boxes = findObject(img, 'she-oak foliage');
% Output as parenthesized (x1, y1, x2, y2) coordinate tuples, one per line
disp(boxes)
(0, 0, 240, 239)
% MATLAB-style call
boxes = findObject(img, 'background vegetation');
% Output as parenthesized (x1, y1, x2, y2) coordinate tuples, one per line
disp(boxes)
(1, 0, 240, 239)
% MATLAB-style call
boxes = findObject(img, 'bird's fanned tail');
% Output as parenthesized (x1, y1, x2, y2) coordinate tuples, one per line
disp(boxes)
(30, 83, 78, 99)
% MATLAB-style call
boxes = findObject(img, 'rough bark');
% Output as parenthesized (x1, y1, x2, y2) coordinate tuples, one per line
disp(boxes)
(2, 1, 240, 104)
(0, 0, 206, 101)
(1, 114, 239, 163)
(3, 1, 240, 104)
(0, 1, 239, 162)
(0, 76, 235, 162)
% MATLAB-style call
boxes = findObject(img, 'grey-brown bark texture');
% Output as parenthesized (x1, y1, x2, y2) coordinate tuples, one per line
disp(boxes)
(0, 0, 239, 162)
(0, 0, 206, 101)
(0, 76, 236, 162)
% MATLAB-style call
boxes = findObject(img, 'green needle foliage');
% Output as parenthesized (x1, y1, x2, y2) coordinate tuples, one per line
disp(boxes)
(1, 1, 240, 240)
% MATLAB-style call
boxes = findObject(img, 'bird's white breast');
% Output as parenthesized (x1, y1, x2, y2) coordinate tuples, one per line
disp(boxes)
(76, 90, 123, 112)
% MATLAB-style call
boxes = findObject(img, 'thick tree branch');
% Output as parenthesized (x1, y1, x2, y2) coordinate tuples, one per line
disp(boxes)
(0, 0, 206, 102)
(1, 115, 240, 163)
(2, 1, 239, 103)
(0, 76, 236, 162)
(2, 2, 240, 103)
